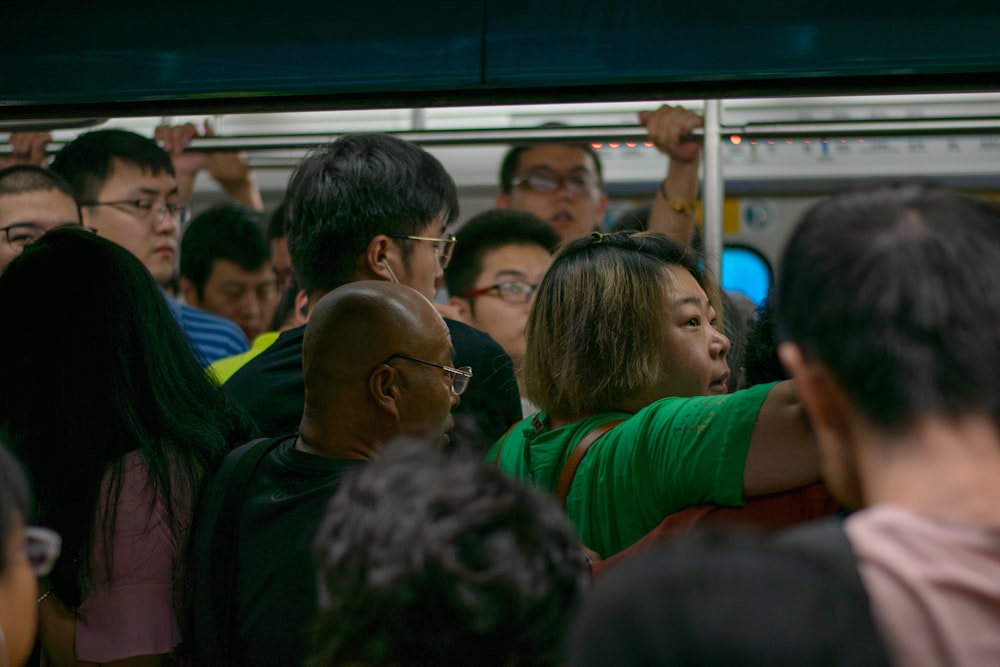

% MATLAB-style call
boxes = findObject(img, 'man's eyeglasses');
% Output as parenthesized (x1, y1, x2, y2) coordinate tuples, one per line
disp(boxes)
(460, 281, 539, 305)
(382, 353, 473, 396)
(1, 222, 83, 251)
(388, 234, 457, 269)
(6, 526, 62, 577)
(81, 200, 191, 226)
(512, 170, 598, 196)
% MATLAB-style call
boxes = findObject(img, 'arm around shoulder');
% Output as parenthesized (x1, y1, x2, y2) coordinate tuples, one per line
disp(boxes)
(742, 380, 821, 497)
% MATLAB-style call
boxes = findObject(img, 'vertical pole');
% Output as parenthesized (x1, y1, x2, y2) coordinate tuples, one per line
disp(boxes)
(702, 99, 723, 280)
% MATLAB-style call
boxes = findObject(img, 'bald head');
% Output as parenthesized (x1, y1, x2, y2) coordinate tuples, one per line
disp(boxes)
(299, 281, 457, 458)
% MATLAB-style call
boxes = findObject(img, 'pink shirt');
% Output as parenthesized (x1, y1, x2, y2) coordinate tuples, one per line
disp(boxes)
(74, 452, 191, 665)
(846, 505, 1000, 667)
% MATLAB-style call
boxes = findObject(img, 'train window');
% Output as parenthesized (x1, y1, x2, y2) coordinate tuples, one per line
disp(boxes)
(721, 245, 772, 308)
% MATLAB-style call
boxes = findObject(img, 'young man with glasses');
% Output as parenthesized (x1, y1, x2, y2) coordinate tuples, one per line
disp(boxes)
(496, 104, 704, 246)
(195, 281, 468, 667)
(50, 129, 249, 364)
(445, 208, 560, 416)
(0, 165, 81, 274)
(224, 133, 521, 445)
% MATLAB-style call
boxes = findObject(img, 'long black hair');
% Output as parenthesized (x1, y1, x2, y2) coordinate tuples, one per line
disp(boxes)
(0, 227, 255, 608)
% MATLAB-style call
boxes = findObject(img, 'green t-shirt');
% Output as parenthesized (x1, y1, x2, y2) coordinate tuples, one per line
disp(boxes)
(488, 382, 777, 557)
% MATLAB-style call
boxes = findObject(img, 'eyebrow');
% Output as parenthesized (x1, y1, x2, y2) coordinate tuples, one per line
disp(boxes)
(491, 269, 530, 281)
(128, 186, 180, 198)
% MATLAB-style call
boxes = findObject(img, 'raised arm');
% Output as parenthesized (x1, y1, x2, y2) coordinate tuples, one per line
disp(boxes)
(742, 380, 821, 496)
(639, 105, 702, 248)
(2, 131, 52, 168)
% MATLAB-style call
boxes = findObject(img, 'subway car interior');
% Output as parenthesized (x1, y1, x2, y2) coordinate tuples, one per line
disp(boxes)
(3, 2, 1000, 308)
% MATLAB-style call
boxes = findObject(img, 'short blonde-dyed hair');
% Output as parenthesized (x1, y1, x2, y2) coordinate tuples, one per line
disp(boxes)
(524, 232, 714, 418)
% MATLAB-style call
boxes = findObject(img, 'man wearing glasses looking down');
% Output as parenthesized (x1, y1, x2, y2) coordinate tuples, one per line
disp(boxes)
(223, 133, 521, 445)
(496, 104, 704, 247)
(445, 208, 560, 416)
(50, 129, 250, 365)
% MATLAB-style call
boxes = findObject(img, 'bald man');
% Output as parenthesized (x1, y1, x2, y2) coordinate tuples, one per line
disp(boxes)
(193, 281, 465, 667)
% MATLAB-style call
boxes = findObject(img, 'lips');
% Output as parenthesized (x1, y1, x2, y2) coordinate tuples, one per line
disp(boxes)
(550, 210, 574, 226)
(709, 374, 730, 394)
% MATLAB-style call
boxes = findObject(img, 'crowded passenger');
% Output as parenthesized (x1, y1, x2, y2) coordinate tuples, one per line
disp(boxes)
(445, 208, 559, 416)
(194, 281, 465, 667)
(224, 133, 521, 443)
(491, 231, 820, 558)
(0, 165, 81, 273)
(569, 529, 890, 666)
(267, 202, 295, 293)
(310, 436, 588, 667)
(0, 445, 62, 667)
(50, 128, 250, 364)
(179, 204, 280, 343)
(496, 104, 702, 246)
(0, 227, 254, 665)
(774, 181, 1000, 666)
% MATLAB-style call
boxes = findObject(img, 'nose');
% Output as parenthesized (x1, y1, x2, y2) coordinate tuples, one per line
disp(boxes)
(153, 207, 179, 235)
(710, 328, 731, 359)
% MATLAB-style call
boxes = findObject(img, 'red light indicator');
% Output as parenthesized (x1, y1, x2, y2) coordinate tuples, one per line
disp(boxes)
(643, 141, 654, 148)
(608, 142, 620, 148)
(626, 142, 637, 148)
(858, 139, 865, 143)
(591, 143, 603, 149)
(729, 135, 743, 145)
(768, 140, 776, 145)
(786, 140, 794, 145)
(750, 141, 757, 145)
(840, 139, 847, 143)
(804, 140, 812, 145)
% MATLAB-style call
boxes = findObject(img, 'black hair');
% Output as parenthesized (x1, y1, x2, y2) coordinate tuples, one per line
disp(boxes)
(267, 201, 287, 241)
(0, 444, 31, 572)
(498, 125, 605, 195)
(444, 208, 560, 298)
(569, 529, 890, 666)
(49, 128, 174, 203)
(285, 133, 459, 295)
(310, 437, 589, 667)
(0, 227, 255, 609)
(775, 181, 1000, 429)
(180, 204, 270, 297)
(0, 164, 78, 202)
(742, 291, 789, 388)
(270, 274, 302, 331)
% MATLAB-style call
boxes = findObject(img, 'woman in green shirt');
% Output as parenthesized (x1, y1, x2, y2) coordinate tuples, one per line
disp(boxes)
(490, 232, 820, 557)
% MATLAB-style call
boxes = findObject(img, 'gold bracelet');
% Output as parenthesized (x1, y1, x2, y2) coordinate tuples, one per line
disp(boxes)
(660, 182, 697, 215)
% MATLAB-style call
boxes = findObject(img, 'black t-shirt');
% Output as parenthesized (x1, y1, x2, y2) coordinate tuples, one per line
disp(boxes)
(224, 318, 522, 447)
(193, 436, 366, 667)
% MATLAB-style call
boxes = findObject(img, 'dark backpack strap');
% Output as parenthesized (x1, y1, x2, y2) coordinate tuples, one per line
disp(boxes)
(210, 436, 287, 666)
(555, 419, 624, 507)
(773, 516, 865, 597)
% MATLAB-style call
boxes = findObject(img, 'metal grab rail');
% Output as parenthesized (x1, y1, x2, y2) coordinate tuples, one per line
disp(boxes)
(4, 116, 1000, 156)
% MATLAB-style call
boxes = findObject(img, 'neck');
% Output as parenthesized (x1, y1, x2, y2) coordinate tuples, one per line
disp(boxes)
(859, 413, 1000, 526)
(296, 415, 379, 461)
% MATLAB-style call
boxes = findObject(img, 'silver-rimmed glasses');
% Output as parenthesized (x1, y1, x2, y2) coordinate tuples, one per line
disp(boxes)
(81, 199, 191, 226)
(382, 353, 473, 395)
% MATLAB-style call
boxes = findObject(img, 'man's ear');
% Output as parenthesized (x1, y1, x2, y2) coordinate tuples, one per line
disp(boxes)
(294, 289, 309, 325)
(363, 235, 396, 282)
(447, 296, 473, 325)
(178, 276, 200, 306)
(495, 192, 511, 209)
(778, 342, 857, 448)
(369, 363, 401, 421)
(594, 191, 609, 225)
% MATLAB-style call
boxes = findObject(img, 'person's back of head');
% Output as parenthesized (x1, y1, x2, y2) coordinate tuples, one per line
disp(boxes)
(310, 437, 589, 667)
(775, 181, 1000, 430)
(0, 226, 251, 609)
(444, 208, 560, 298)
(299, 281, 460, 451)
(569, 529, 890, 667)
(284, 133, 458, 297)
(49, 128, 174, 202)
(0, 443, 38, 667)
